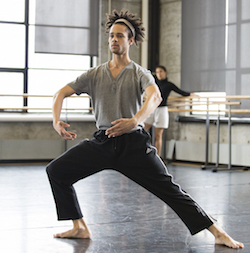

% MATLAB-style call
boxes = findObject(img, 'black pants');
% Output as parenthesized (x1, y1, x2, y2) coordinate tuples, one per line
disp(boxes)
(46, 128, 213, 235)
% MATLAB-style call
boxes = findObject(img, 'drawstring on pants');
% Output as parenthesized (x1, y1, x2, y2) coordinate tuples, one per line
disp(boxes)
(113, 137, 117, 151)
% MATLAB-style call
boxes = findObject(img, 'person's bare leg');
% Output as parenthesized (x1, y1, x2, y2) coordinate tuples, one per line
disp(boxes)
(144, 123, 152, 132)
(208, 224, 244, 249)
(54, 218, 91, 239)
(154, 128, 164, 156)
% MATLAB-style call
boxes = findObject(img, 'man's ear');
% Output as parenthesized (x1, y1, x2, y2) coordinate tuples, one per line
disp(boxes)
(129, 37, 135, 46)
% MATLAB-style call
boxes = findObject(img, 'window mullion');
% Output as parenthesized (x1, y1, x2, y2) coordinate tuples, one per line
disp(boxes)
(23, 0, 29, 109)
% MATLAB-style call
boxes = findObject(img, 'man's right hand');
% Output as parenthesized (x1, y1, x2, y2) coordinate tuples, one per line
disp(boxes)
(53, 121, 77, 140)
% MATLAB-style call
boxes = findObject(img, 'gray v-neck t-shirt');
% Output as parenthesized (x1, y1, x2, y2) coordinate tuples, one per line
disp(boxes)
(68, 61, 156, 130)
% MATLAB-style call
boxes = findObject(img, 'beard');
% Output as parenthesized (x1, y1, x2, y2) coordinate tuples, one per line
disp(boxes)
(110, 45, 126, 55)
(111, 48, 121, 55)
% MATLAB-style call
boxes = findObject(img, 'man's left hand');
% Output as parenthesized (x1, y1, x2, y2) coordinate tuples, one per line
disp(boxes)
(105, 118, 137, 138)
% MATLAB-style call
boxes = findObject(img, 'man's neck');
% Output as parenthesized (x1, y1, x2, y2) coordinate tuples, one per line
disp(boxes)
(110, 54, 131, 68)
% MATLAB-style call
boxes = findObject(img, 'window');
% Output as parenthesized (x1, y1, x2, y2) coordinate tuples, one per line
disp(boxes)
(182, 0, 250, 117)
(0, 24, 26, 68)
(0, 0, 25, 22)
(0, 72, 24, 109)
(0, 0, 99, 114)
(191, 92, 226, 116)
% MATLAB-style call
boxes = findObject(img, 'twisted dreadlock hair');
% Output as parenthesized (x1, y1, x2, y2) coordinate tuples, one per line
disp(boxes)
(106, 9, 145, 47)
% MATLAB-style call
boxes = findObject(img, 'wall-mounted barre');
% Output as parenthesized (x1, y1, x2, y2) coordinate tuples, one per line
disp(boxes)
(0, 107, 93, 111)
(168, 95, 250, 100)
(165, 96, 250, 172)
(0, 94, 90, 98)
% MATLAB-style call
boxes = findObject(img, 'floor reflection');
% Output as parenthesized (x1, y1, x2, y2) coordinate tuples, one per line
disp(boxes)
(0, 164, 248, 252)
(56, 238, 92, 253)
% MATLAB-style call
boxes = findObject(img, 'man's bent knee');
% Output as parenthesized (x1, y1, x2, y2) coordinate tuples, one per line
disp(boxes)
(46, 160, 57, 178)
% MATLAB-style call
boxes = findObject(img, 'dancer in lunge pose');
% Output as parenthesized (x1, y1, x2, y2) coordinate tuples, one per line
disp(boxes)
(46, 9, 244, 249)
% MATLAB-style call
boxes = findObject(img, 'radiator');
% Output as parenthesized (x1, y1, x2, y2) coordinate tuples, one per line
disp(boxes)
(0, 140, 65, 160)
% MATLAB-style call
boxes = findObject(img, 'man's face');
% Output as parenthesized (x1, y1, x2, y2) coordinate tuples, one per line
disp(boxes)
(155, 68, 167, 80)
(109, 24, 133, 55)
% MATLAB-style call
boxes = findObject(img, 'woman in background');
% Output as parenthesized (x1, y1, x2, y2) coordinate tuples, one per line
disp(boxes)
(144, 65, 195, 157)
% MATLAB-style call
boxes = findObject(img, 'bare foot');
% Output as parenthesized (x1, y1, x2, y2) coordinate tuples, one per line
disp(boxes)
(215, 233, 244, 249)
(54, 218, 91, 239)
(54, 227, 91, 239)
(208, 224, 244, 249)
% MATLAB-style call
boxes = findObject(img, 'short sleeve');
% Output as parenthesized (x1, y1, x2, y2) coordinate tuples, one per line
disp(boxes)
(140, 69, 157, 92)
(68, 71, 90, 96)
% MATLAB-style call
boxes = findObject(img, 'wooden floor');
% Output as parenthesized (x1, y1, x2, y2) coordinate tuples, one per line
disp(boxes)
(0, 163, 249, 253)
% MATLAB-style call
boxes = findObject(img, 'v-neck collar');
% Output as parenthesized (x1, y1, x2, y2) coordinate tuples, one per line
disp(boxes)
(106, 61, 133, 82)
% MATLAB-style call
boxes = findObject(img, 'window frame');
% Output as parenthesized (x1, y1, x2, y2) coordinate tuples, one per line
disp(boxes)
(0, 0, 94, 114)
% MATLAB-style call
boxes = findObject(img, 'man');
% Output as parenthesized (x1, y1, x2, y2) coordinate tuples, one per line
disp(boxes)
(144, 65, 195, 156)
(46, 10, 243, 249)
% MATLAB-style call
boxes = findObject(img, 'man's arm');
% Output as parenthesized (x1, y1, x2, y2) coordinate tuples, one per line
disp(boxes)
(134, 84, 162, 124)
(52, 84, 77, 140)
(105, 84, 162, 138)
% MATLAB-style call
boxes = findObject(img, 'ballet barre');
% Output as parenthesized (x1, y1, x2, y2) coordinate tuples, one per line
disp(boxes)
(0, 107, 92, 111)
(0, 94, 93, 152)
(167, 95, 250, 101)
(166, 96, 250, 171)
(0, 94, 92, 112)
(0, 94, 90, 98)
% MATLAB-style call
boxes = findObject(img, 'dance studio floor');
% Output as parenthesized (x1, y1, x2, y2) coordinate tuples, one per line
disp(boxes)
(0, 163, 249, 253)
